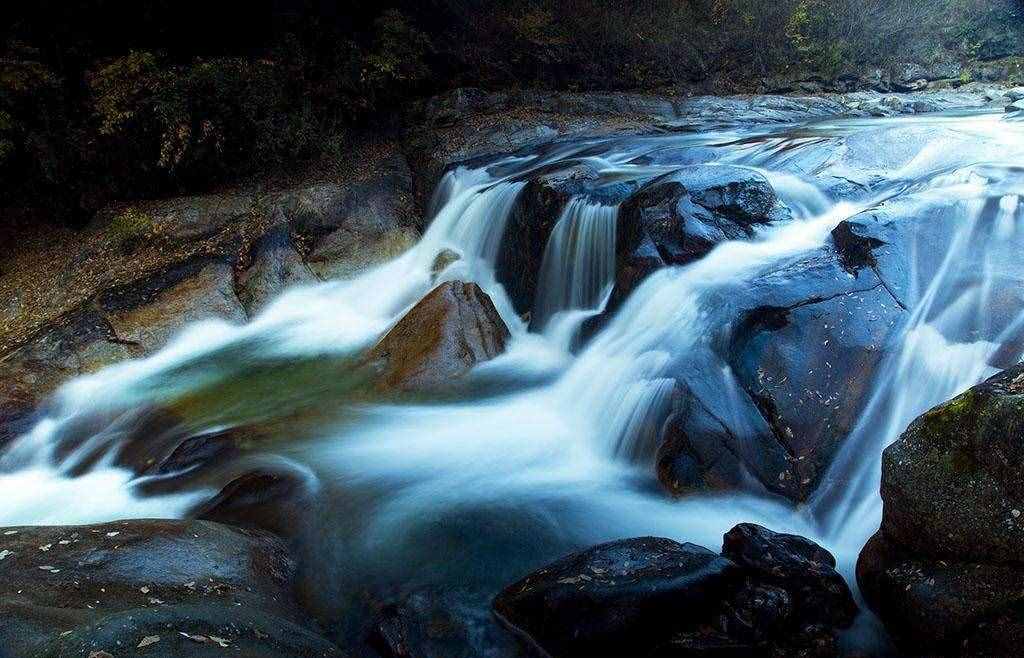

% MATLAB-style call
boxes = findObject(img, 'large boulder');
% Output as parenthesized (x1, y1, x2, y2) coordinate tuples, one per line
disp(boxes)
(0, 519, 341, 658)
(858, 365, 1024, 654)
(619, 165, 791, 266)
(610, 165, 792, 314)
(367, 281, 510, 394)
(657, 213, 906, 501)
(493, 524, 856, 657)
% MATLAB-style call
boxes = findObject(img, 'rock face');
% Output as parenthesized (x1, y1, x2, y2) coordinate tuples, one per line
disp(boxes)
(103, 261, 247, 351)
(858, 365, 1024, 655)
(494, 524, 856, 657)
(236, 225, 316, 315)
(0, 519, 340, 658)
(0, 137, 421, 413)
(368, 281, 511, 394)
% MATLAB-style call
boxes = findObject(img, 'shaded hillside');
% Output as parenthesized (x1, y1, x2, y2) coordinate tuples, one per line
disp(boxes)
(2, 0, 1023, 229)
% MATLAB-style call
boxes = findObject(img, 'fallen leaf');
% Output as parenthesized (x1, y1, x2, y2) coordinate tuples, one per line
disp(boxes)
(0, 550, 13, 561)
(209, 636, 231, 647)
(140, 586, 150, 594)
(138, 635, 160, 648)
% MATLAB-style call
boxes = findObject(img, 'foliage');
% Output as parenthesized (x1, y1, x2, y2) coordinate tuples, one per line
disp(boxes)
(1, 0, 1023, 230)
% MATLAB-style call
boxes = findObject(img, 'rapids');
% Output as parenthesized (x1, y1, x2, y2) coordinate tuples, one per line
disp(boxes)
(3, 108, 1024, 652)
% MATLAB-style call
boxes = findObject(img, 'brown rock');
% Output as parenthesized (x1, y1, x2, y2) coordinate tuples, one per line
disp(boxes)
(368, 282, 510, 393)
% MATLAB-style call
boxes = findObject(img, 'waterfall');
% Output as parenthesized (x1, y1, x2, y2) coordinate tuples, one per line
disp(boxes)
(3, 108, 1024, 654)
(533, 198, 618, 347)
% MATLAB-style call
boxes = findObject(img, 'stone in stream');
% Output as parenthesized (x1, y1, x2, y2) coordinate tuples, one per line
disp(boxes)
(495, 160, 637, 318)
(858, 364, 1024, 655)
(0, 519, 341, 658)
(656, 206, 906, 502)
(367, 281, 511, 394)
(607, 164, 792, 319)
(493, 524, 856, 657)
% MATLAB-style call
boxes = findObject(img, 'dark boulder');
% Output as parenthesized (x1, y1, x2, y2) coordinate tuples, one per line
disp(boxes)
(364, 586, 522, 658)
(658, 224, 905, 501)
(368, 281, 511, 394)
(723, 524, 857, 631)
(858, 365, 1024, 654)
(494, 526, 856, 657)
(608, 165, 791, 321)
(0, 519, 340, 658)
(619, 164, 791, 268)
(493, 537, 743, 657)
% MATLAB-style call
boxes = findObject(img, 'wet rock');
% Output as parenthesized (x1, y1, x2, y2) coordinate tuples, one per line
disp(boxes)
(658, 229, 904, 501)
(1007, 98, 1024, 114)
(493, 537, 743, 657)
(0, 519, 341, 658)
(858, 365, 1024, 654)
(493, 527, 856, 658)
(0, 381, 36, 450)
(364, 586, 521, 658)
(611, 165, 791, 312)
(620, 165, 791, 264)
(237, 224, 315, 315)
(102, 260, 246, 352)
(830, 220, 885, 274)
(496, 162, 599, 315)
(723, 524, 857, 630)
(495, 161, 637, 318)
(368, 281, 510, 394)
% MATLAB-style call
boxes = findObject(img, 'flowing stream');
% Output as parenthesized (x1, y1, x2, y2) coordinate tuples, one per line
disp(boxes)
(3, 108, 1024, 652)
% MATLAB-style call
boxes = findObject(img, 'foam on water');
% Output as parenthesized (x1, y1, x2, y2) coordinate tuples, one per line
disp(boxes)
(2, 112, 1024, 651)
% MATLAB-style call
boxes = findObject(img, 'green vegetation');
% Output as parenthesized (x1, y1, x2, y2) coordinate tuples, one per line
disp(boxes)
(2, 0, 1022, 231)
(108, 206, 155, 250)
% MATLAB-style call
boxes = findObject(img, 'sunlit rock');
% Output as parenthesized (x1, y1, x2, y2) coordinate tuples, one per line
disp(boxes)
(368, 281, 510, 394)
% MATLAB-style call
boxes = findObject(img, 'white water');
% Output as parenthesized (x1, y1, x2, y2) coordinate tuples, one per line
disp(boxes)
(3, 109, 1024, 650)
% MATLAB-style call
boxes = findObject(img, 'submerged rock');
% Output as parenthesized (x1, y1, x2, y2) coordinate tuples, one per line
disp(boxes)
(494, 525, 855, 657)
(0, 519, 340, 658)
(368, 281, 510, 394)
(858, 364, 1024, 654)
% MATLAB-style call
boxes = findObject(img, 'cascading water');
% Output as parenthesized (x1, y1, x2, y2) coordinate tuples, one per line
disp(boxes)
(3, 108, 1024, 652)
